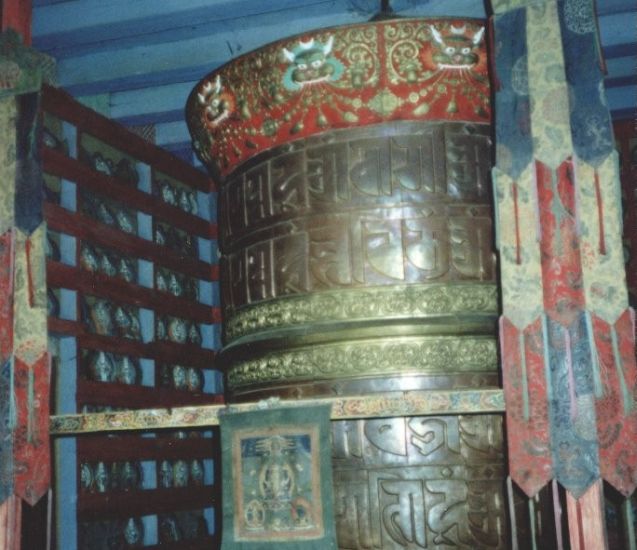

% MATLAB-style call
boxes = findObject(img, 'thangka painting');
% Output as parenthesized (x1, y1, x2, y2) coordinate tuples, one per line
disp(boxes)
(220, 404, 337, 549)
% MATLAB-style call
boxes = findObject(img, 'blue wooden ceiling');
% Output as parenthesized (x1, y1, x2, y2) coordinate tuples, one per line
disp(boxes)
(32, 0, 636, 165)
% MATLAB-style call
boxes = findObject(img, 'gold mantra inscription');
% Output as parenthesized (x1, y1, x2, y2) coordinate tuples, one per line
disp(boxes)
(221, 212, 495, 311)
(220, 124, 492, 241)
(219, 123, 495, 312)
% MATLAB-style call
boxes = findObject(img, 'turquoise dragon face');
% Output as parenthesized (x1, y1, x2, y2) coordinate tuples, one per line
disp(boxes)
(430, 24, 485, 70)
(282, 36, 344, 91)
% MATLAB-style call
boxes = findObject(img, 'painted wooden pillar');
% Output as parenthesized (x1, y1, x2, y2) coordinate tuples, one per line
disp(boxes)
(0, 30, 55, 550)
(490, 0, 637, 547)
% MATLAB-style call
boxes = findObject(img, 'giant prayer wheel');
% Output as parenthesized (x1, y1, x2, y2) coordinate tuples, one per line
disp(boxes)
(188, 17, 506, 548)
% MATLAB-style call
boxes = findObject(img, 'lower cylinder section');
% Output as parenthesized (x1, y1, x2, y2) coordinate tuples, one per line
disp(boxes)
(332, 414, 507, 549)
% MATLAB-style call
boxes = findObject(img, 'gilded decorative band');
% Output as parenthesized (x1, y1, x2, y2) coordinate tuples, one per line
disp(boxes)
(225, 335, 497, 390)
(225, 282, 497, 343)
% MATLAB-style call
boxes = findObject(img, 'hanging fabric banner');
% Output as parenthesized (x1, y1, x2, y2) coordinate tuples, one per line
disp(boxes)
(491, 0, 637, 499)
(0, 30, 54, 506)
(220, 404, 338, 550)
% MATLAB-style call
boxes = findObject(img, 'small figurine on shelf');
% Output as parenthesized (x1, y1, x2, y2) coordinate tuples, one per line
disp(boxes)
(159, 181, 177, 206)
(46, 232, 61, 262)
(188, 323, 202, 346)
(167, 317, 188, 344)
(88, 351, 115, 383)
(80, 462, 94, 493)
(158, 460, 173, 489)
(123, 517, 144, 547)
(114, 306, 141, 340)
(171, 365, 188, 391)
(159, 514, 182, 543)
(185, 278, 199, 301)
(176, 189, 192, 214)
(99, 250, 118, 277)
(117, 256, 137, 284)
(189, 459, 204, 487)
(47, 288, 60, 317)
(116, 356, 139, 385)
(94, 461, 110, 493)
(156, 316, 167, 341)
(155, 269, 168, 293)
(92, 152, 114, 176)
(182, 233, 197, 257)
(195, 515, 209, 538)
(80, 243, 100, 272)
(88, 298, 114, 336)
(114, 305, 133, 338)
(42, 127, 66, 152)
(95, 201, 116, 227)
(186, 367, 204, 392)
(153, 225, 167, 246)
(172, 460, 189, 488)
(119, 461, 142, 491)
(113, 205, 136, 235)
(168, 272, 183, 297)
(187, 190, 198, 215)
(114, 158, 139, 186)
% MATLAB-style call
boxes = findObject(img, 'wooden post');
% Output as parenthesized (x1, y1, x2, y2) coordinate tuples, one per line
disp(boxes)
(0, 7, 33, 550)
(0, 497, 22, 550)
(566, 480, 608, 550)
(1, 0, 32, 45)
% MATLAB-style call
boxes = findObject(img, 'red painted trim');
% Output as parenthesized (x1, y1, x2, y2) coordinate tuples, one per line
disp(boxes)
(594, 169, 606, 255)
(513, 182, 521, 265)
(1, 0, 32, 45)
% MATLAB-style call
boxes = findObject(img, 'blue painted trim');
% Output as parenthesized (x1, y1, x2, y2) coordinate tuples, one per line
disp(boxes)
(603, 42, 637, 59)
(612, 107, 637, 120)
(605, 75, 637, 88)
(60, 64, 222, 96)
(34, 0, 486, 58)
(34, 1, 363, 58)
(117, 109, 184, 128)
(606, 56, 637, 79)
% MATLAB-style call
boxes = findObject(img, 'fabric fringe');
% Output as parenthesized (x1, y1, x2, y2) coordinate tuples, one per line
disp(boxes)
(552, 479, 564, 550)
(610, 325, 633, 414)
(572, 157, 582, 237)
(564, 328, 578, 421)
(531, 161, 542, 242)
(507, 476, 519, 550)
(519, 330, 530, 421)
(585, 311, 604, 398)
(492, 171, 501, 250)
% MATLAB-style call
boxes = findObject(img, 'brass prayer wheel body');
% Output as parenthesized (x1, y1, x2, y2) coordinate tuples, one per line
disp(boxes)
(217, 121, 498, 401)
(188, 17, 506, 548)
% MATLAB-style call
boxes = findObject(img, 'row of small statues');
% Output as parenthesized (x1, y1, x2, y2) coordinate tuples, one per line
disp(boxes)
(159, 363, 205, 393)
(81, 148, 140, 186)
(87, 351, 141, 385)
(157, 178, 199, 215)
(156, 315, 202, 345)
(158, 458, 205, 489)
(86, 297, 141, 340)
(87, 351, 206, 392)
(154, 222, 198, 257)
(79, 512, 209, 548)
(80, 242, 137, 283)
(80, 458, 205, 494)
(155, 267, 199, 300)
(82, 190, 137, 235)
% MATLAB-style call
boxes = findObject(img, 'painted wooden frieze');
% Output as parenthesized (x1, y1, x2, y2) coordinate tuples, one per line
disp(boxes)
(187, 18, 489, 177)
